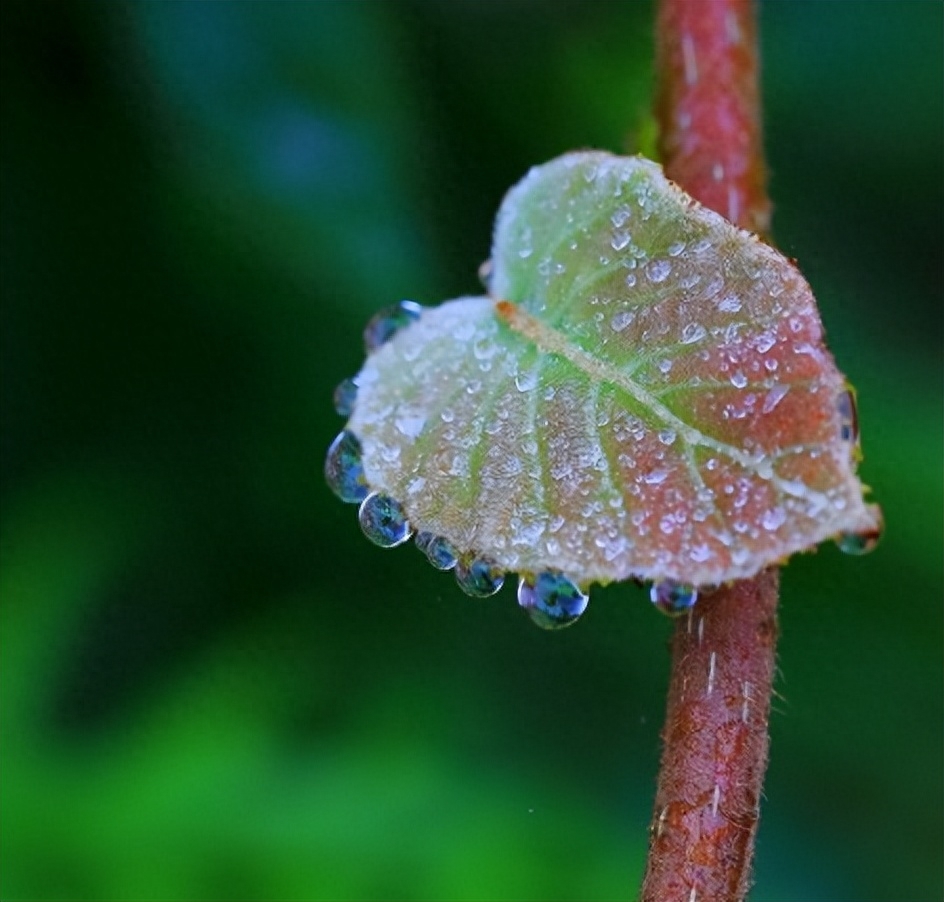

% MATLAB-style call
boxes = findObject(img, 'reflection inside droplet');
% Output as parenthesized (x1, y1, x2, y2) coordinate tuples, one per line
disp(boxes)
(517, 572, 589, 629)
(836, 511, 883, 556)
(415, 531, 459, 570)
(837, 388, 859, 444)
(363, 300, 423, 352)
(325, 430, 369, 503)
(333, 377, 358, 417)
(455, 555, 505, 597)
(650, 579, 698, 616)
(358, 492, 413, 548)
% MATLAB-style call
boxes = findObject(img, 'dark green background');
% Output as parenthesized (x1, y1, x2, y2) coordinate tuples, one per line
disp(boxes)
(2, 2, 941, 900)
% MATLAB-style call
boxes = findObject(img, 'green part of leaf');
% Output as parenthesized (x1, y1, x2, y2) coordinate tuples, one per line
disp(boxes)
(345, 152, 880, 587)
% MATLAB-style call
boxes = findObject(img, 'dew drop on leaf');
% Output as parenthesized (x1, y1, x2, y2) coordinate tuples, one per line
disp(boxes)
(650, 580, 698, 617)
(415, 531, 459, 570)
(363, 300, 423, 352)
(835, 509, 883, 555)
(358, 492, 413, 548)
(333, 377, 358, 417)
(837, 388, 859, 444)
(334, 151, 882, 594)
(517, 572, 589, 630)
(325, 430, 369, 503)
(455, 555, 505, 597)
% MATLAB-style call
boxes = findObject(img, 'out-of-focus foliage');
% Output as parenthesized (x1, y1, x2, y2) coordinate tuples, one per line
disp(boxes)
(1, 2, 940, 900)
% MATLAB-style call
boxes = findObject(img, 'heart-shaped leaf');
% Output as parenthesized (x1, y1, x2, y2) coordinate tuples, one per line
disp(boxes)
(330, 152, 880, 593)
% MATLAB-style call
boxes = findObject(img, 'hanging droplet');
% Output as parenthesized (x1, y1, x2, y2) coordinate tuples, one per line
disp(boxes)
(333, 377, 358, 417)
(517, 572, 589, 630)
(325, 430, 369, 503)
(455, 555, 505, 597)
(650, 579, 698, 617)
(363, 300, 423, 352)
(415, 531, 459, 570)
(837, 388, 859, 444)
(358, 492, 413, 548)
(835, 515, 883, 556)
(414, 531, 433, 554)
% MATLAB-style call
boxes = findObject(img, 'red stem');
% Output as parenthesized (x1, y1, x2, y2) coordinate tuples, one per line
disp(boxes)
(640, 2, 779, 900)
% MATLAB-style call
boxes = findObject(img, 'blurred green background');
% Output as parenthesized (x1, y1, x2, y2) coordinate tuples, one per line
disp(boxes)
(1, 2, 941, 900)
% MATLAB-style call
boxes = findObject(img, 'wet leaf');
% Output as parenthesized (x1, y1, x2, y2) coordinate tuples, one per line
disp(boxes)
(338, 152, 880, 588)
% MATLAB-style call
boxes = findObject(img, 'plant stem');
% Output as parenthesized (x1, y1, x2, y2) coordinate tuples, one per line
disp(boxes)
(640, 2, 779, 900)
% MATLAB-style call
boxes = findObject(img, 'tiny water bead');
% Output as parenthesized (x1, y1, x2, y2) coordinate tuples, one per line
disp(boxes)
(333, 377, 358, 417)
(414, 531, 459, 570)
(325, 430, 369, 503)
(358, 492, 413, 548)
(837, 388, 859, 444)
(363, 300, 423, 352)
(455, 555, 505, 597)
(650, 580, 699, 617)
(517, 572, 589, 630)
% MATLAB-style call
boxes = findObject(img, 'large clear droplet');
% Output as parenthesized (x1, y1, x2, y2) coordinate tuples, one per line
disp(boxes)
(837, 388, 859, 444)
(455, 555, 505, 597)
(333, 377, 358, 417)
(358, 492, 413, 548)
(325, 430, 369, 503)
(415, 531, 459, 571)
(650, 579, 698, 617)
(517, 572, 589, 630)
(363, 300, 423, 352)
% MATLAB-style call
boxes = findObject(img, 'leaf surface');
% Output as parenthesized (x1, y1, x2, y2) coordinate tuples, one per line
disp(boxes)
(345, 152, 879, 586)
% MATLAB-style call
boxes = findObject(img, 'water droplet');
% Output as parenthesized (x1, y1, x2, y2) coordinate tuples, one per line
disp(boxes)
(681, 323, 707, 344)
(717, 295, 742, 313)
(837, 388, 859, 443)
(836, 514, 883, 556)
(643, 469, 669, 485)
(625, 272, 637, 288)
(414, 531, 433, 553)
(363, 300, 423, 352)
(358, 492, 413, 548)
(611, 230, 632, 251)
(332, 377, 358, 417)
(517, 572, 589, 630)
(325, 430, 369, 503)
(658, 358, 673, 374)
(415, 531, 459, 570)
(731, 371, 748, 388)
(761, 507, 787, 531)
(610, 205, 632, 227)
(646, 259, 672, 283)
(515, 369, 539, 392)
(455, 555, 505, 597)
(658, 429, 676, 446)
(762, 384, 789, 414)
(667, 240, 686, 257)
(650, 580, 698, 617)
(610, 310, 635, 332)
(755, 332, 777, 353)
(395, 414, 426, 438)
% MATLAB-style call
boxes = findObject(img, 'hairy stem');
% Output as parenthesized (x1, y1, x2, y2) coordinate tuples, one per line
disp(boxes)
(641, 2, 779, 900)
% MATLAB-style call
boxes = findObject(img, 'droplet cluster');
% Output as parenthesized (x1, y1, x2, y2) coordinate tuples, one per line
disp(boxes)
(324, 150, 882, 626)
